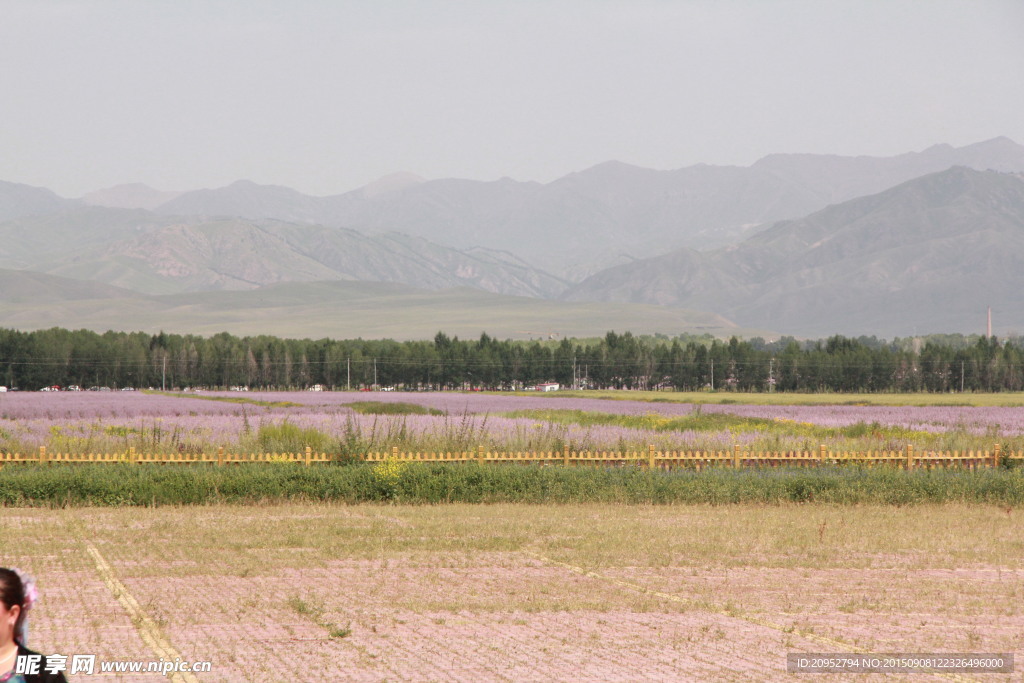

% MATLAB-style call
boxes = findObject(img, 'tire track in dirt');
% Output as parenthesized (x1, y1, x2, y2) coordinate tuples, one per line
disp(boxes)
(84, 542, 200, 683)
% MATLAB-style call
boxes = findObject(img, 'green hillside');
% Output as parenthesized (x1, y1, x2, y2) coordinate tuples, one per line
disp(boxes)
(0, 276, 750, 340)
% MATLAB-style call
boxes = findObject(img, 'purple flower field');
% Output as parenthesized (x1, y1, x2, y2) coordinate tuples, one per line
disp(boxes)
(0, 391, 1019, 455)
(183, 391, 1024, 434)
(220, 391, 1024, 439)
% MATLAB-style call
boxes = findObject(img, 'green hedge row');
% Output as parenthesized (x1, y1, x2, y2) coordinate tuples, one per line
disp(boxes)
(2, 463, 1024, 506)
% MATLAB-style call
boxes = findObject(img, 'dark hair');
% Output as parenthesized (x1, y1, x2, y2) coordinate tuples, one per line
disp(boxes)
(0, 568, 28, 645)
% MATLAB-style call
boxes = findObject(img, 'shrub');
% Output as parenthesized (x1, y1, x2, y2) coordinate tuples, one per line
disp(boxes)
(0, 463, 1022, 507)
(244, 421, 336, 454)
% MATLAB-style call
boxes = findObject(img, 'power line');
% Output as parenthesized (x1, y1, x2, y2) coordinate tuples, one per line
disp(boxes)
(0, 356, 1012, 370)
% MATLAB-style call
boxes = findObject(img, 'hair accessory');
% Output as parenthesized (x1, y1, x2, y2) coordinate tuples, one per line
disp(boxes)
(11, 569, 36, 611)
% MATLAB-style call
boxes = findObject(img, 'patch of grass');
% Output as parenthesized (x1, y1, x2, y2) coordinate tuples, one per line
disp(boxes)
(287, 595, 321, 618)
(502, 408, 936, 449)
(328, 624, 352, 638)
(147, 391, 301, 408)
(347, 401, 445, 416)
(243, 421, 336, 454)
(287, 593, 351, 638)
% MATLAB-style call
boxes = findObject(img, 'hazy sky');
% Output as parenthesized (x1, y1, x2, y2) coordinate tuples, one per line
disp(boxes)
(2, 0, 1022, 197)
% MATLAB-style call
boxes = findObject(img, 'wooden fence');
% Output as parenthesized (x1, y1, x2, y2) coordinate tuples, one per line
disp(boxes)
(0, 445, 1020, 469)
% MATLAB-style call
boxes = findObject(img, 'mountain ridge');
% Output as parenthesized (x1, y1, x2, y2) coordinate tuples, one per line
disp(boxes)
(51, 137, 1024, 276)
(82, 183, 185, 210)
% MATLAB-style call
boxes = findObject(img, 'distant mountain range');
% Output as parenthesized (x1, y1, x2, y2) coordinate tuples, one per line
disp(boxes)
(93, 136, 1024, 275)
(563, 167, 1024, 336)
(2, 137, 1023, 338)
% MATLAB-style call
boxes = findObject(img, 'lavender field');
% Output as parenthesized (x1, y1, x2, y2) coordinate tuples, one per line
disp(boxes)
(1, 390, 1022, 456)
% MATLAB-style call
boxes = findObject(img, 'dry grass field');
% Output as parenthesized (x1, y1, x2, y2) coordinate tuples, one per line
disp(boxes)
(4, 503, 1021, 681)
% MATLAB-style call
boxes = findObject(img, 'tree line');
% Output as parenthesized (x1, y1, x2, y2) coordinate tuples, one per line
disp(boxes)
(1, 327, 1022, 393)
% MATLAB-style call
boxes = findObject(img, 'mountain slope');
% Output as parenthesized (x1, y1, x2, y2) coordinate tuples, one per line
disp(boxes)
(0, 180, 79, 222)
(0, 206, 178, 268)
(0, 268, 142, 303)
(3, 214, 567, 297)
(563, 168, 1024, 336)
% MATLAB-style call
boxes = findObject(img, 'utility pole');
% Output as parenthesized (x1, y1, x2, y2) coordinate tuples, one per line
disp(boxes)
(373, 358, 377, 389)
(961, 360, 965, 393)
(347, 357, 351, 391)
(768, 358, 774, 393)
(710, 359, 714, 391)
(162, 355, 167, 392)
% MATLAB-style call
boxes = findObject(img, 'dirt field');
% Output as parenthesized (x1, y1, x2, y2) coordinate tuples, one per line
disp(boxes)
(4, 503, 1021, 681)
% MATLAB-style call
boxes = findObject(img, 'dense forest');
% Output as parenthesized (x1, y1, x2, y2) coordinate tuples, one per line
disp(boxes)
(1, 327, 1023, 393)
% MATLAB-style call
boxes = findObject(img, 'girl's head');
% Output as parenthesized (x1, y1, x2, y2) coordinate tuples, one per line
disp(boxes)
(0, 568, 32, 647)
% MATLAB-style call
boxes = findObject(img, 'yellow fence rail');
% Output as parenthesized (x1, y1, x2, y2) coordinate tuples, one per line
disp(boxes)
(1, 445, 1021, 469)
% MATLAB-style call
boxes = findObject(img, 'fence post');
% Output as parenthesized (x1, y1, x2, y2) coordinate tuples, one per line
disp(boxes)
(819, 444, 826, 466)
(392, 446, 399, 460)
(993, 443, 1001, 469)
(648, 444, 656, 470)
(563, 444, 570, 467)
(906, 444, 913, 470)
(305, 446, 312, 467)
(477, 445, 485, 464)
(129, 446, 136, 464)
(217, 446, 224, 466)
(733, 444, 740, 469)
(39, 446, 46, 465)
